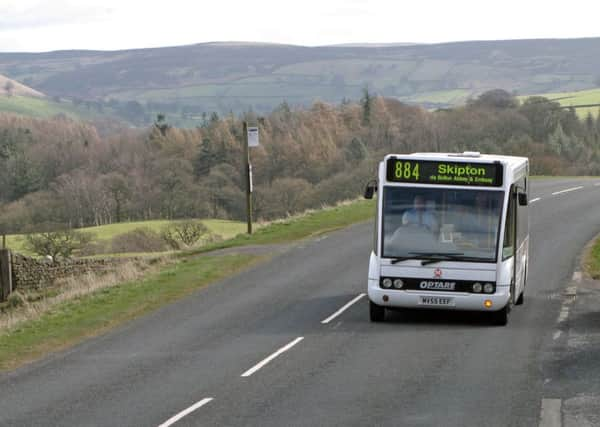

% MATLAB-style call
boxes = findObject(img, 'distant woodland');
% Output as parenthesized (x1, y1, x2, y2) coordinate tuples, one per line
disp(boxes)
(1, 89, 600, 233)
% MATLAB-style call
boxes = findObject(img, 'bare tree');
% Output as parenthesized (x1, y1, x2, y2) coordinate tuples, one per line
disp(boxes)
(24, 226, 93, 260)
(162, 221, 209, 249)
(3, 80, 14, 97)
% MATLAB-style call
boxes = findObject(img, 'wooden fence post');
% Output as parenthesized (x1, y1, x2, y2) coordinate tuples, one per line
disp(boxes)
(0, 249, 13, 301)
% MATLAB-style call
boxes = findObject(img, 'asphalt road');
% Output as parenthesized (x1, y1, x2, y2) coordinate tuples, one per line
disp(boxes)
(1, 178, 600, 427)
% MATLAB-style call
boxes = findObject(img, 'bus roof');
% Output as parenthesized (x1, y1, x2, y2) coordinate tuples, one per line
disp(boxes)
(381, 152, 528, 188)
(386, 152, 528, 169)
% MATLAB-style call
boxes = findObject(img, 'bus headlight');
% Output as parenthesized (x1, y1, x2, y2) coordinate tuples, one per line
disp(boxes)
(393, 279, 404, 289)
(381, 278, 392, 289)
(483, 283, 494, 294)
(472, 282, 482, 293)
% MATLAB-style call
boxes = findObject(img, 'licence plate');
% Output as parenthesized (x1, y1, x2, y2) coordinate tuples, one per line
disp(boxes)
(419, 296, 455, 306)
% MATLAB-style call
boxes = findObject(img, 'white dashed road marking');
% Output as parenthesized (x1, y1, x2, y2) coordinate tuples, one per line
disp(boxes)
(241, 337, 304, 377)
(321, 293, 366, 324)
(158, 397, 214, 427)
(552, 186, 583, 196)
(530, 197, 541, 203)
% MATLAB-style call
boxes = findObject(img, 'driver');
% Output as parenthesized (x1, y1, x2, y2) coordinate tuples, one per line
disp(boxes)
(402, 195, 439, 233)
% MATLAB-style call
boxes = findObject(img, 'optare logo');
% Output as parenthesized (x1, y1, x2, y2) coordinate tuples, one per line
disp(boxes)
(434, 268, 443, 278)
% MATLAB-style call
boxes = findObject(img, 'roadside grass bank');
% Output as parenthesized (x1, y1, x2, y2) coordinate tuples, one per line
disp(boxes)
(0, 254, 261, 371)
(0, 259, 157, 332)
(583, 232, 600, 280)
(0, 198, 375, 371)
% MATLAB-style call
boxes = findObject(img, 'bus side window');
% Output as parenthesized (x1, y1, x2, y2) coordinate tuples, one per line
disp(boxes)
(503, 188, 516, 259)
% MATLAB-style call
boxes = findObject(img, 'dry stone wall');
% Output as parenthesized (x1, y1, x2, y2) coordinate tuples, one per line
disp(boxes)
(11, 253, 126, 291)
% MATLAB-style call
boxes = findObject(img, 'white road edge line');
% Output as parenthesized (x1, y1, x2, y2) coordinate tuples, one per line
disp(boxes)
(539, 398, 562, 427)
(552, 186, 583, 196)
(158, 397, 214, 427)
(594, 183, 600, 186)
(241, 337, 304, 377)
(321, 293, 366, 324)
(530, 197, 541, 203)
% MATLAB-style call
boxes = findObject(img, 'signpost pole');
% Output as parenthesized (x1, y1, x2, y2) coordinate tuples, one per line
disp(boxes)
(0, 249, 12, 302)
(243, 121, 253, 234)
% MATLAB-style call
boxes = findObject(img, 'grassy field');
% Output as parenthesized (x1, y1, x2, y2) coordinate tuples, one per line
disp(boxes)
(5, 219, 246, 256)
(0, 95, 112, 121)
(401, 89, 472, 105)
(520, 88, 600, 118)
(0, 94, 126, 124)
(0, 198, 375, 371)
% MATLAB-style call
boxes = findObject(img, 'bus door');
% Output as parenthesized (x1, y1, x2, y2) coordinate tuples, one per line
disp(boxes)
(503, 181, 528, 302)
(502, 185, 517, 302)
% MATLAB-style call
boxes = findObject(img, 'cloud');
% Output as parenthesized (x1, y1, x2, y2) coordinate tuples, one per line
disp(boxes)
(0, 0, 114, 30)
(0, 0, 598, 52)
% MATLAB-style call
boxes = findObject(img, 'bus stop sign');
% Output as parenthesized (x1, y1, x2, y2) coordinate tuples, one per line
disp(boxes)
(247, 126, 259, 147)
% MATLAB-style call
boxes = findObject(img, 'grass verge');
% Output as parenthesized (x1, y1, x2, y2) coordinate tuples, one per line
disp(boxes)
(0, 254, 261, 371)
(584, 233, 600, 280)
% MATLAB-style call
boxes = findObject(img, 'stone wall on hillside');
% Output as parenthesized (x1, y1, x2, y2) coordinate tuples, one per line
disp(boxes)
(10, 253, 125, 291)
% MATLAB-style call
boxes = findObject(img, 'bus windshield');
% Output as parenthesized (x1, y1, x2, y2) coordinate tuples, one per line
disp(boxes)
(382, 186, 504, 262)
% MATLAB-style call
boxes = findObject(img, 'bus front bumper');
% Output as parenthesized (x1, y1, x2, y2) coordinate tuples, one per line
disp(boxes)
(368, 279, 510, 312)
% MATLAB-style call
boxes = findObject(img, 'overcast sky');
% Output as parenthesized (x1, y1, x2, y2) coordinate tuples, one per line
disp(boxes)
(0, 0, 599, 52)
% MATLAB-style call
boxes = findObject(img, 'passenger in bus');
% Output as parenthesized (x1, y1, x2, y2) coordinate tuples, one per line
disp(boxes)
(454, 192, 496, 247)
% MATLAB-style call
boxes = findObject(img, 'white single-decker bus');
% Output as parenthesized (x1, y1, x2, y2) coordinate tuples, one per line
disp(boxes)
(364, 152, 529, 326)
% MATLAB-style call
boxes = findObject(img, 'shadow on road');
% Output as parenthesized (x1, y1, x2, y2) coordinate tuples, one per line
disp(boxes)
(382, 307, 496, 327)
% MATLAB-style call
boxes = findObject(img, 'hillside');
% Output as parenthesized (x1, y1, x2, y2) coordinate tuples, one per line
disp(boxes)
(0, 38, 599, 123)
(0, 95, 118, 122)
(0, 74, 129, 127)
(0, 74, 44, 98)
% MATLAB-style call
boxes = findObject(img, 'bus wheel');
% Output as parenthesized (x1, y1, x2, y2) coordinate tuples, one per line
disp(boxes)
(370, 301, 385, 322)
(490, 304, 509, 326)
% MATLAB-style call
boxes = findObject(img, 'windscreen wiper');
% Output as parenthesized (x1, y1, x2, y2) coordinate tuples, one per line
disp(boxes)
(389, 252, 491, 265)
(407, 251, 465, 266)
(415, 253, 492, 265)
(389, 252, 463, 265)
(390, 256, 421, 264)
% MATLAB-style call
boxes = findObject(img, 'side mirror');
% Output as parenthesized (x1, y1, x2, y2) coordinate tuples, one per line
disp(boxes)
(364, 180, 377, 199)
(518, 192, 528, 206)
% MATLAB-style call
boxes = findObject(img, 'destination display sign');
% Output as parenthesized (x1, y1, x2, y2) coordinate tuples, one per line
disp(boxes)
(386, 158, 503, 187)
